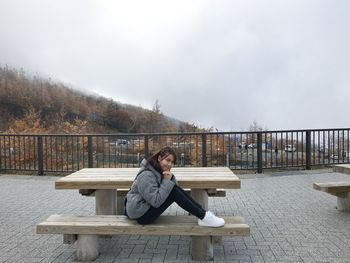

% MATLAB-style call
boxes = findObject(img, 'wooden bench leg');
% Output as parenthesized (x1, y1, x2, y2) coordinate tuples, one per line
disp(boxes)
(191, 189, 223, 247)
(96, 189, 116, 239)
(77, 234, 99, 261)
(116, 190, 126, 215)
(192, 236, 213, 260)
(337, 193, 350, 211)
(191, 189, 213, 260)
(95, 189, 116, 215)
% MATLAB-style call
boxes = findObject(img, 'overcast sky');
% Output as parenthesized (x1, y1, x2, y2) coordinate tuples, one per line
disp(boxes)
(1, 0, 349, 131)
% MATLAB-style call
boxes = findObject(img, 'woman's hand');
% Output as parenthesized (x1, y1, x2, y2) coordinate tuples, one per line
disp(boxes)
(162, 171, 173, 180)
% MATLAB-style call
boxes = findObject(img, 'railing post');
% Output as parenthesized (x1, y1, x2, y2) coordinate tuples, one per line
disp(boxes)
(306, 131, 311, 170)
(88, 136, 93, 168)
(144, 135, 149, 159)
(201, 133, 207, 167)
(0, 136, 2, 171)
(257, 132, 263, 173)
(37, 136, 44, 175)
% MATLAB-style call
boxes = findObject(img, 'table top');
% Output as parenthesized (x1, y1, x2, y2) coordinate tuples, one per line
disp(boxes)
(55, 167, 240, 190)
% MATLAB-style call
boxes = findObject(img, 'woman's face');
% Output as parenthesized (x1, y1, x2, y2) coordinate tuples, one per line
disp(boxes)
(158, 154, 175, 172)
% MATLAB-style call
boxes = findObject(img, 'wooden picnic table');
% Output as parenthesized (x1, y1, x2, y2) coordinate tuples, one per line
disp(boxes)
(55, 167, 240, 214)
(55, 167, 241, 260)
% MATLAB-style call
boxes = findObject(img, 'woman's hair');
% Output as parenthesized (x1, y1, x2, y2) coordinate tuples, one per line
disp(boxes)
(147, 146, 177, 173)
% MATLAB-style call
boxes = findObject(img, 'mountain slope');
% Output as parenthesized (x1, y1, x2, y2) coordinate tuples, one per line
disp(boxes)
(0, 66, 198, 134)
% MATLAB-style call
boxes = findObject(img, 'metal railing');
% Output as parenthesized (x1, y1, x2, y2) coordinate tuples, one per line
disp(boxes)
(1, 128, 349, 175)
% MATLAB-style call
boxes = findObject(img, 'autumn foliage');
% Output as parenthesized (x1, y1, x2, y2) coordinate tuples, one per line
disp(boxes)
(0, 66, 199, 134)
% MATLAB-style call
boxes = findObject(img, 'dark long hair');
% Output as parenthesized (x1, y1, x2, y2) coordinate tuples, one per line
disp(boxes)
(147, 146, 177, 174)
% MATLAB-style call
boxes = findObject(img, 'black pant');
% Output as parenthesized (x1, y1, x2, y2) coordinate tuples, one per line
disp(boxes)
(136, 185, 206, 225)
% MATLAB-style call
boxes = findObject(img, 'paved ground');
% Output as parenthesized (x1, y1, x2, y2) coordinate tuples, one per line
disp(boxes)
(0, 168, 350, 263)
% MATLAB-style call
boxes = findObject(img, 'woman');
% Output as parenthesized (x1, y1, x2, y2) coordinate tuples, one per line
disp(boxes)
(125, 146, 225, 227)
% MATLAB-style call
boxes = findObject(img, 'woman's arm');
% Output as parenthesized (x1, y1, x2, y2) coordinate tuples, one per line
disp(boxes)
(137, 171, 175, 208)
(162, 170, 177, 184)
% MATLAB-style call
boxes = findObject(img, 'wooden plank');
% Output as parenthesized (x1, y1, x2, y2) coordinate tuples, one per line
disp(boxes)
(36, 215, 250, 236)
(72, 169, 233, 173)
(333, 164, 350, 175)
(56, 179, 240, 190)
(313, 182, 350, 191)
(60, 174, 238, 180)
(56, 168, 240, 190)
(64, 168, 234, 177)
(206, 189, 226, 197)
(68, 168, 231, 177)
(313, 182, 350, 197)
(80, 188, 226, 197)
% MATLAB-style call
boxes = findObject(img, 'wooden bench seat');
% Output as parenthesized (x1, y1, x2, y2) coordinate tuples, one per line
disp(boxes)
(313, 182, 350, 211)
(36, 214, 250, 261)
(79, 188, 226, 197)
(333, 164, 350, 175)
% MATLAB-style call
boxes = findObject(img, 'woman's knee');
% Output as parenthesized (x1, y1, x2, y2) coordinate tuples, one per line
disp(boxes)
(171, 185, 185, 195)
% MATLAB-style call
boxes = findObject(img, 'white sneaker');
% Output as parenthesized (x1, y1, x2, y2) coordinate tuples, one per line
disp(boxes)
(198, 211, 225, 227)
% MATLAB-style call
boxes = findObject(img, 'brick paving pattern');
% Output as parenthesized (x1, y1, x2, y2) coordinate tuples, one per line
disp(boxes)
(0, 169, 350, 262)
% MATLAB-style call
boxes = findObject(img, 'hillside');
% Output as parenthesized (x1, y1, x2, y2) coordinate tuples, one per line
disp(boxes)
(0, 66, 199, 134)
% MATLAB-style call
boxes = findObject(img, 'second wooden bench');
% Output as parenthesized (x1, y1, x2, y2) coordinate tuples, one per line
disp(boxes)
(313, 181, 350, 211)
(37, 214, 250, 261)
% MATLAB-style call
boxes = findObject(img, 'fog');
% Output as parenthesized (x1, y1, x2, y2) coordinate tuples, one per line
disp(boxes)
(1, 0, 349, 131)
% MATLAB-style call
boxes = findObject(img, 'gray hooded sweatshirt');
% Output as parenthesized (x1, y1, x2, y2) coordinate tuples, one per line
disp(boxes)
(125, 159, 176, 219)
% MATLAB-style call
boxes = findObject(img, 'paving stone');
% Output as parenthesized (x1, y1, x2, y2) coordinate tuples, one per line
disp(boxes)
(1, 170, 350, 262)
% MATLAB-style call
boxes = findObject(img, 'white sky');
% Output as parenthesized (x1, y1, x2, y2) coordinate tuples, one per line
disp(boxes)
(1, 0, 350, 131)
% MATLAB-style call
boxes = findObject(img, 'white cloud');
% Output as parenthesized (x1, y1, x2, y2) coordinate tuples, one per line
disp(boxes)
(1, 0, 349, 131)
